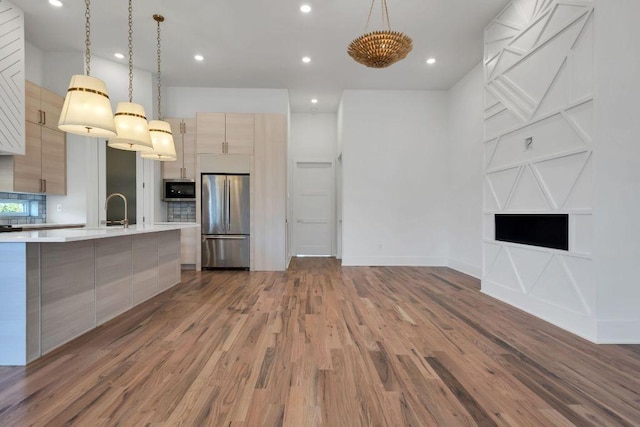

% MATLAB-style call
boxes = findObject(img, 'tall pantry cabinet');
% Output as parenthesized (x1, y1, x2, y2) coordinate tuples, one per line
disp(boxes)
(252, 114, 287, 271)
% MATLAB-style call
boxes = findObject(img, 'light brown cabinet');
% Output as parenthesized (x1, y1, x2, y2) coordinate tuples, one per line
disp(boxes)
(0, 81, 66, 194)
(196, 112, 254, 155)
(162, 118, 196, 180)
(251, 113, 287, 271)
(180, 227, 198, 265)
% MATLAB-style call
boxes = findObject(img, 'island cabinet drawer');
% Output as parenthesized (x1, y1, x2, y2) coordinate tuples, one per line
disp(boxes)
(95, 237, 134, 325)
(40, 240, 96, 354)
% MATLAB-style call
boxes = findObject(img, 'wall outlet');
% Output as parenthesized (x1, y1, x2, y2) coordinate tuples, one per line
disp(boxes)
(56, 204, 63, 212)
(524, 137, 533, 151)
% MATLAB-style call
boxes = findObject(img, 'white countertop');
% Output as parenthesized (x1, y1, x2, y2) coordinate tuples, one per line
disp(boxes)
(0, 223, 198, 243)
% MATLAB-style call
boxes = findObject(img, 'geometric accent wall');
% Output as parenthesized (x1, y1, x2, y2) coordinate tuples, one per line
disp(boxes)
(482, 0, 596, 340)
(0, 1, 25, 155)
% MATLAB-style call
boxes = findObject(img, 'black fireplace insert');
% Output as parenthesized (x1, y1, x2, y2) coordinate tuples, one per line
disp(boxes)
(495, 214, 569, 251)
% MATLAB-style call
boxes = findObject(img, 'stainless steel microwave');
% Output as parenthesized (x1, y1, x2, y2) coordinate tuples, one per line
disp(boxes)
(163, 179, 196, 201)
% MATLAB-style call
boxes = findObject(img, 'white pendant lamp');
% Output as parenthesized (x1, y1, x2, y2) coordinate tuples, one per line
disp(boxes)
(142, 15, 176, 161)
(108, 0, 153, 152)
(58, 0, 116, 138)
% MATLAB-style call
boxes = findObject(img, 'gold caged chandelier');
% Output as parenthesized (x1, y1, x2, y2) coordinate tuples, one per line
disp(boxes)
(348, 0, 413, 68)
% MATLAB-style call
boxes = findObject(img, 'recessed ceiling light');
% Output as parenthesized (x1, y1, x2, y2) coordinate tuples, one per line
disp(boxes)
(194, 54, 204, 62)
(302, 56, 311, 63)
(49, 0, 63, 7)
(311, 98, 318, 104)
(300, 4, 311, 13)
(426, 57, 437, 65)
(114, 53, 125, 59)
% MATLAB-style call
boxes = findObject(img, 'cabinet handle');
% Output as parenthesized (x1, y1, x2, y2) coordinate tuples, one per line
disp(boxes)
(38, 110, 43, 125)
(42, 111, 46, 125)
(43, 179, 46, 193)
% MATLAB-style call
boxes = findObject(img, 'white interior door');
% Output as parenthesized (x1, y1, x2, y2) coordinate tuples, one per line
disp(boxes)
(294, 160, 334, 256)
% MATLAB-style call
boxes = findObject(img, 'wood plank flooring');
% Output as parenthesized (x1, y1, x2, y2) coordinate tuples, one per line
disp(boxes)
(1, 257, 639, 426)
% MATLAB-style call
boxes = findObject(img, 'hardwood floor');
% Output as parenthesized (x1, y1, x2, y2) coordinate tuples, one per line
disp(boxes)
(1, 257, 639, 426)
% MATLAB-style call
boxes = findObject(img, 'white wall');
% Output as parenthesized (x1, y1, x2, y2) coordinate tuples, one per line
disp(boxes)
(447, 64, 484, 278)
(290, 113, 337, 160)
(593, 0, 640, 342)
(25, 42, 43, 86)
(340, 90, 449, 266)
(165, 87, 289, 117)
(43, 52, 83, 97)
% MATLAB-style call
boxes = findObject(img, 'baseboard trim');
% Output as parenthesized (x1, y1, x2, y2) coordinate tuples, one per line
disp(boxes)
(596, 319, 640, 344)
(341, 256, 447, 267)
(447, 258, 481, 279)
(481, 280, 598, 343)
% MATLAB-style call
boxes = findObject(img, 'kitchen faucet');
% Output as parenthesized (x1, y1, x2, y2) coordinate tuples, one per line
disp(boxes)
(105, 193, 129, 228)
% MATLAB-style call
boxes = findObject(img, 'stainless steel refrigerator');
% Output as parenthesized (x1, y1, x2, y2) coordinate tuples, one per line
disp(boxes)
(201, 174, 250, 269)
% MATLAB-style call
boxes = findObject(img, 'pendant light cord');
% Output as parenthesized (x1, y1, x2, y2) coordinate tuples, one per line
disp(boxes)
(84, 0, 91, 76)
(364, 0, 392, 32)
(127, 0, 133, 103)
(156, 17, 162, 120)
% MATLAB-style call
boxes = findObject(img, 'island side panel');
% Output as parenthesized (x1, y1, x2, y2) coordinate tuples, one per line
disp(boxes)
(133, 233, 159, 304)
(0, 243, 27, 365)
(96, 236, 133, 325)
(27, 243, 40, 362)
(158, 230, 180, 291)
(41, 240, 96, 354)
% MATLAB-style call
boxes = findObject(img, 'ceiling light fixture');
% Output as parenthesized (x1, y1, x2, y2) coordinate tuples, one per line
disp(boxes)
(311, 98, 318, 104)
(194, 54, 204, 61)
(300, 4, 311, 13)
(347, 0, 412, 68)
(49, 0, 63, 7)
(58, 0, 116, 138)
(426, 57, 436, 65)
(142, 14, 176, 162)
(302, 56, 311, 63)
(114, 52, 125, 59)
(108, 0, 153, 152)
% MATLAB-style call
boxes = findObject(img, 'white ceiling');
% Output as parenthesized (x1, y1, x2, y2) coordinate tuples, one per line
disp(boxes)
(13, 0, 509, 113)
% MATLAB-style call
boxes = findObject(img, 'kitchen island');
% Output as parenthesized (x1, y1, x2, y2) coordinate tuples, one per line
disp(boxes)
(0, 224, 198, 366)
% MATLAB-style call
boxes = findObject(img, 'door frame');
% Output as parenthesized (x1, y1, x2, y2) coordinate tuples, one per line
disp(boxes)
(292, 158, 336, 257)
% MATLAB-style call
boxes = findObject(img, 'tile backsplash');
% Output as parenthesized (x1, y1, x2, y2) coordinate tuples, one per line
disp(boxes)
(167, 201, 196, 222)
(0, 192, 47, 225)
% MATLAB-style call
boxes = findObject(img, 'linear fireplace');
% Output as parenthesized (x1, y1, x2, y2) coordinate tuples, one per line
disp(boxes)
(495, 214, 569, 251)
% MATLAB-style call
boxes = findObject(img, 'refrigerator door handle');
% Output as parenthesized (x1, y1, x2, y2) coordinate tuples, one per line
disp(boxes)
(224, 178, 228, 231)
(227, 180, 232, 231)
(202, 235, 248, 240)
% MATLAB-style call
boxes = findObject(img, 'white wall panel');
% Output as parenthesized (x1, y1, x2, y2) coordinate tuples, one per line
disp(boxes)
(483, 0, 596, 341)
(0, 1, 24, 155)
